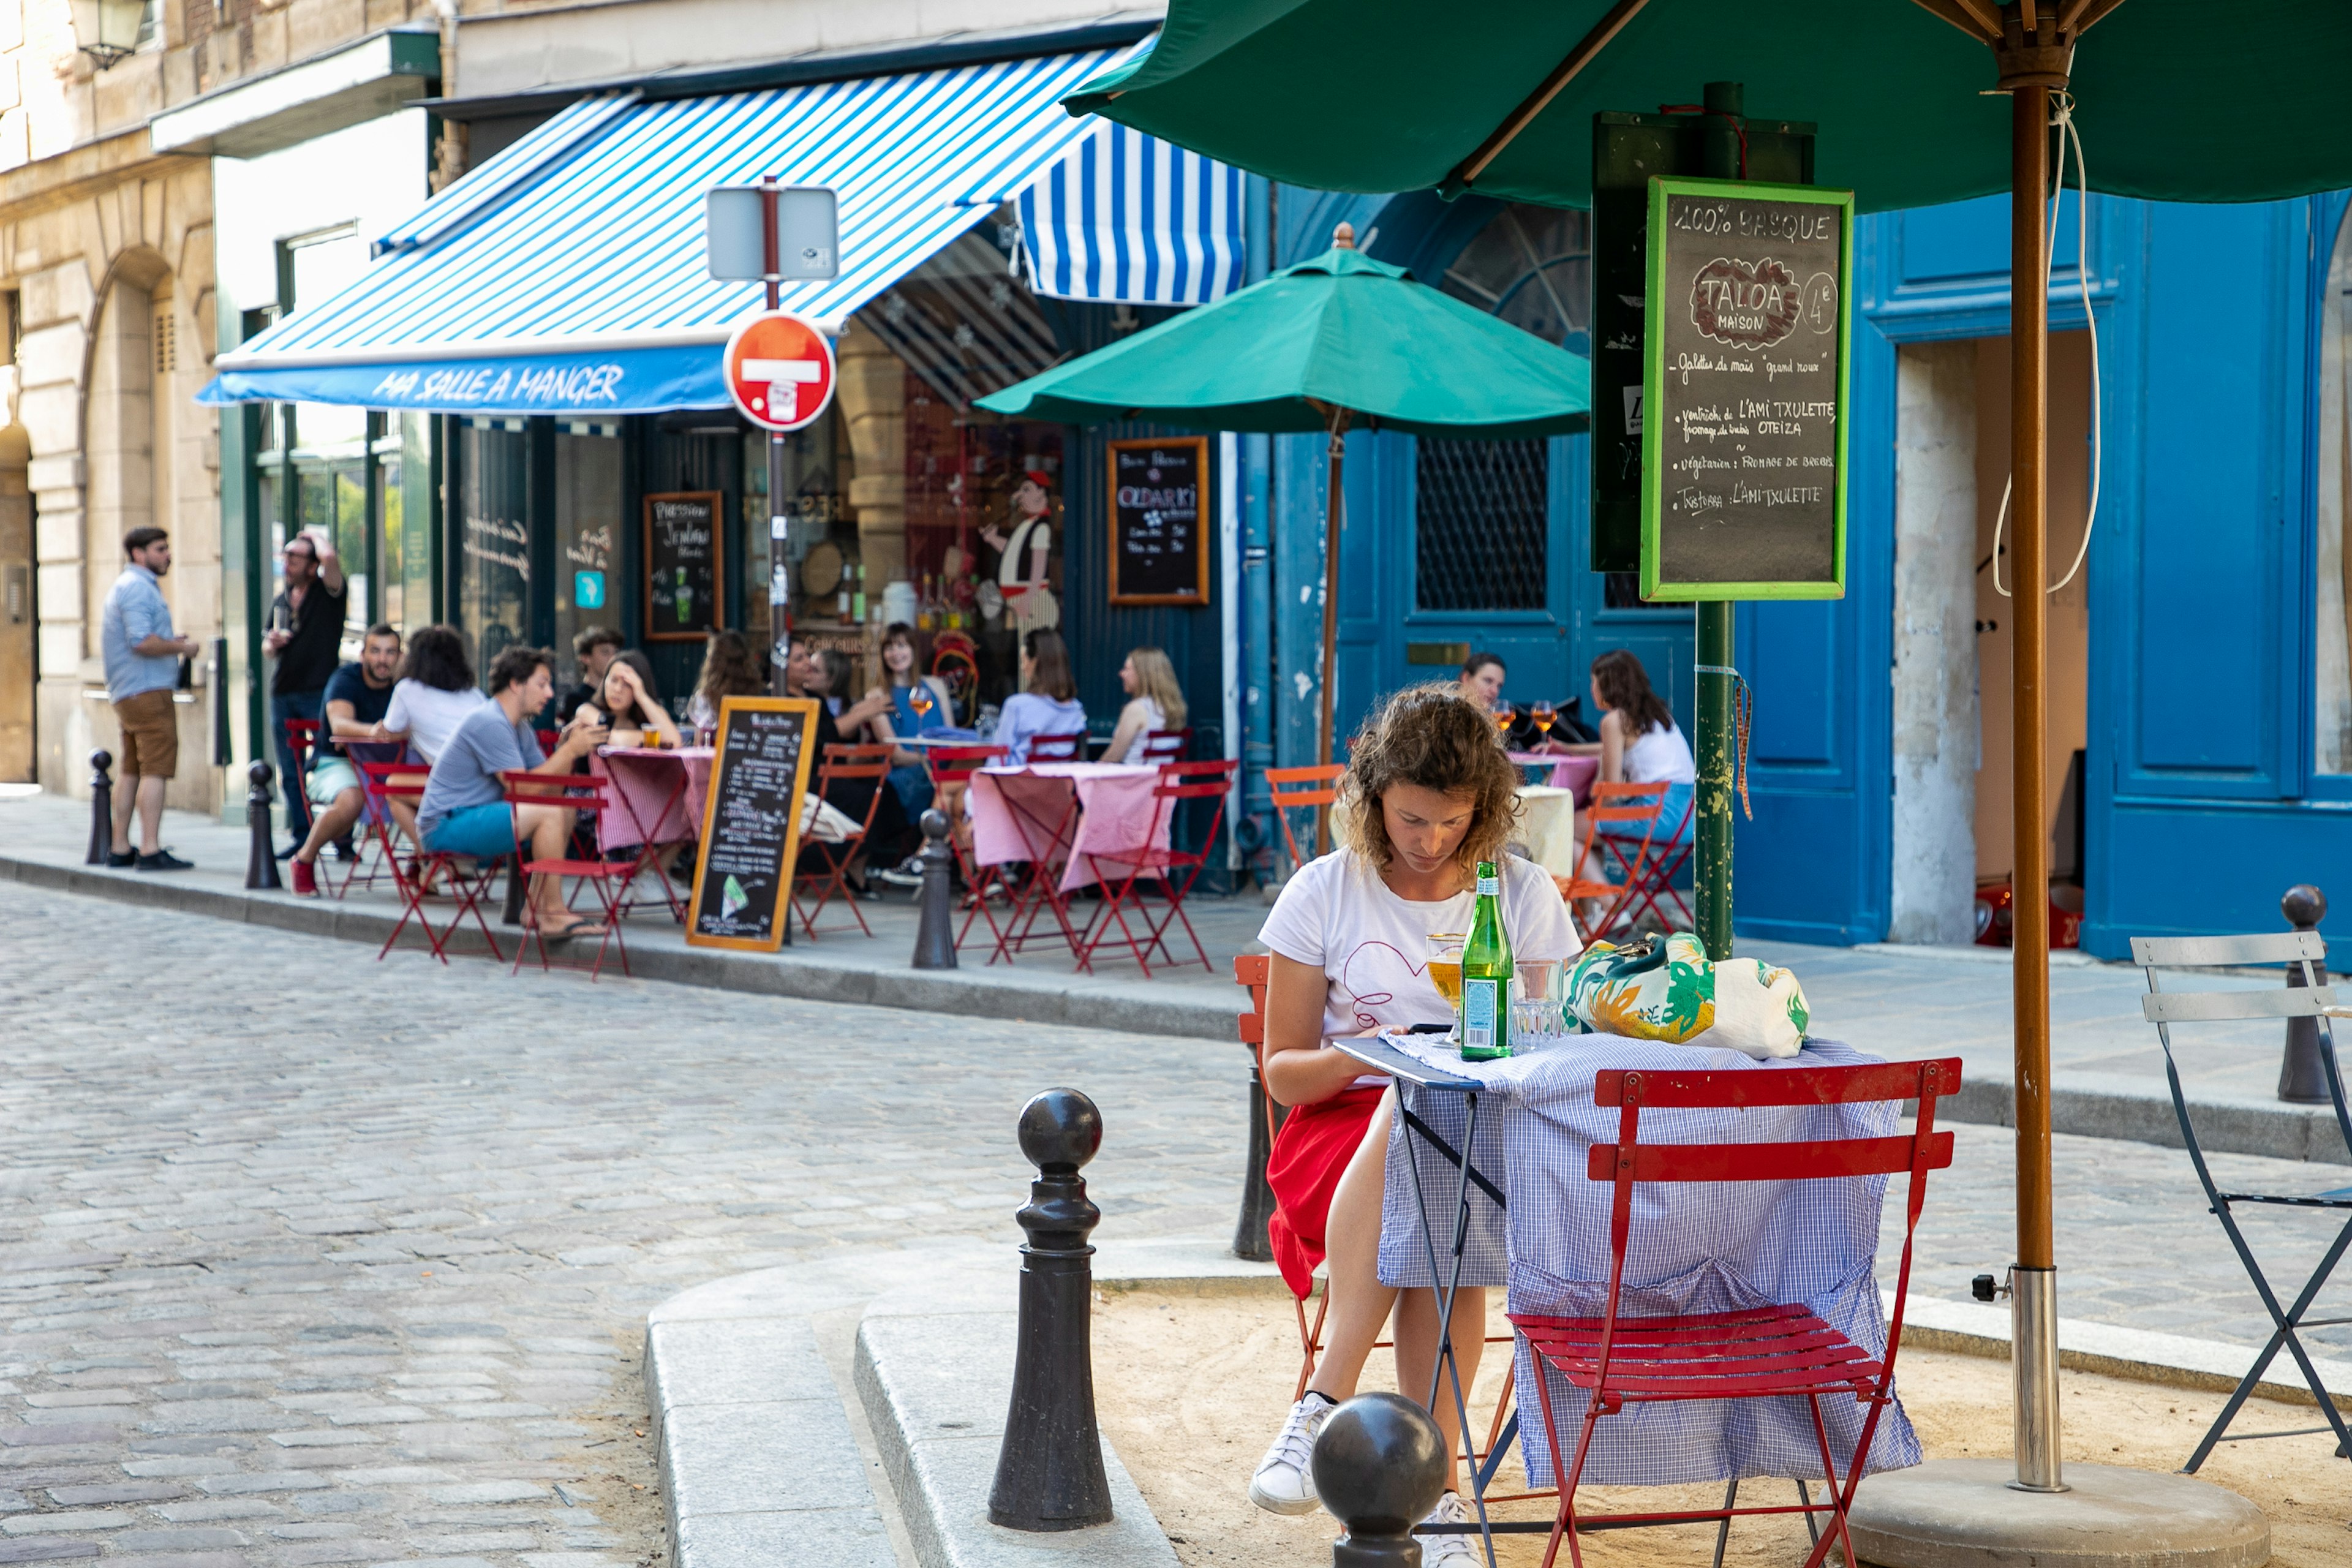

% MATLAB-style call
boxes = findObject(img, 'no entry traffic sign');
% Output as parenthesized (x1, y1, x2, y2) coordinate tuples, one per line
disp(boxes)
(723, 311, 837, 432)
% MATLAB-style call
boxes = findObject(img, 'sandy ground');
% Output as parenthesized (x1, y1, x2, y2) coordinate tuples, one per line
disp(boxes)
(1095, 1289, 2351, 1568)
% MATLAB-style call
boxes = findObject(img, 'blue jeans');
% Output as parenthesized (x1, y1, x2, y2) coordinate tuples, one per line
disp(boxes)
(271, 687, 325, 839)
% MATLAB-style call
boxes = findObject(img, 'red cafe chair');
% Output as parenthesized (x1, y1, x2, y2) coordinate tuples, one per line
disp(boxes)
(499, 769, 631, 982)
(1265, 764, 1346, 873)
(791, 743, 893, 940)
(365, 763, 505, 966)
(1074, 758, 1237, 977)
(1025, 731, 1086, 763)
(921, 743, 1010, 951)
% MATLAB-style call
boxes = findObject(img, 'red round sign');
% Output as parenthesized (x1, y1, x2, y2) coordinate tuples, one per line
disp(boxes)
(723, 310, 837, 432)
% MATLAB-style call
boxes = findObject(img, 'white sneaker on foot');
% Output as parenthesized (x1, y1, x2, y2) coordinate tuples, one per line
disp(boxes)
(1419, 1490, 1485, 1568)
(1247, 1393, 1335, 1515)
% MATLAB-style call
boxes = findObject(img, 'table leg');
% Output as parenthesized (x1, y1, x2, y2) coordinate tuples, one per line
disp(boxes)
(1399, 1090, 1501, 1568)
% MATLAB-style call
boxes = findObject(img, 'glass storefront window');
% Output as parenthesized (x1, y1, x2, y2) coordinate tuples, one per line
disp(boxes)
(459, 418, 533, 680)
(2319, 206, 2352, 774)
(554, 421, 623, 688)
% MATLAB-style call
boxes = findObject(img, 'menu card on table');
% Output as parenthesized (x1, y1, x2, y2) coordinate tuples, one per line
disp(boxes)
(685, 697, 817, 951)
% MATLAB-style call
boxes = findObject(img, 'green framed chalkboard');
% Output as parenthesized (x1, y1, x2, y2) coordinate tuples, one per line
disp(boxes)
(1641, 176, 1852, 603)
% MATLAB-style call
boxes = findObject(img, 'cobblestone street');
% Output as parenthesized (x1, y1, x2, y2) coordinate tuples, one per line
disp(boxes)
(0, 879, 2343, 1567)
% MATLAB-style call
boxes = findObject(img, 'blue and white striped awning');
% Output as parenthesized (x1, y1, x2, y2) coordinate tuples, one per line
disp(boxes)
(1016, 120, 1245, 306)
(197, 48, 1148, 415)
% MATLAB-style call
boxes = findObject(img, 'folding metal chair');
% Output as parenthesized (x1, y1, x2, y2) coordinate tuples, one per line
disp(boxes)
(500, 769, 630, 981)
(1076, 759, 1237, 976)
(791, 742, 892, 939)
(922, 743, 1009, 951)
(2135, 930, 2352, 1471)
(368, 767, 505, 965)
(1264, 763, 1344, 874)
(1555, 781, 1667, 943)
(331, 742, 412, 897)
(1511, 1057, 1959, 1568)
(1140, 726, 1192, 763)
(1025, 731, 1085, 763)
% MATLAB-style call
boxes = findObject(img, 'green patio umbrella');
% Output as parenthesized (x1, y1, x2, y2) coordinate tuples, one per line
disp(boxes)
(979, 234, 1589, 846)
(1062, 0, 2352, 1522)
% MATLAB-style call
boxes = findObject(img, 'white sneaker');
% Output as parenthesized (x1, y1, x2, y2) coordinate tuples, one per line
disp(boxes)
(1247, 1393, 1335, 1515)
(1419, 1490, 1484, 1568)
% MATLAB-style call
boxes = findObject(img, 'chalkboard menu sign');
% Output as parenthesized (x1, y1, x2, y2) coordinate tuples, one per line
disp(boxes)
(1642, 177, 1850, 602)
(1106, 436, 1210, 606)
(685, 697, 818, 952)
(645, 491, 725, 641)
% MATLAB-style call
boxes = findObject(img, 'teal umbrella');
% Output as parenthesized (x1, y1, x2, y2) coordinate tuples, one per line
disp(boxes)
(981, 232, 1589, 840)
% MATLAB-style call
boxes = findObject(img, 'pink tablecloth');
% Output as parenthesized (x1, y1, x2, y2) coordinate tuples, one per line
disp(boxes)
(1509, 751, 1599, 802)
(592, 747, 714, 852)
(967, 762, 1172, 892)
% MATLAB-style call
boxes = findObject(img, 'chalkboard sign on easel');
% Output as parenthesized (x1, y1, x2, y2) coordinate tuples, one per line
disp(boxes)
(645, 491, 725, 640)
(685, 696, 818, 952)
(1641, 177, 1851, 601)
(1106, 436, 1210, 606)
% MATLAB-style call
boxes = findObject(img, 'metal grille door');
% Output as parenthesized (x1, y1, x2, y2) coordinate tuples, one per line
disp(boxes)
(1415, 438, 1548, 611)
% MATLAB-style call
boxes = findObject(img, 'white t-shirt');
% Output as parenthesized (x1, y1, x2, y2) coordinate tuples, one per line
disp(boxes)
(1624, 719, 1697, 784)
(383, 680, 489, 766)
(1257, 848, 1577, 1042)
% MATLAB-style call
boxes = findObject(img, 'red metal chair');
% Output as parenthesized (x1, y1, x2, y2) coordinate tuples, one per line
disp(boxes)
(1025, 730, 1085, 763)
(1075, 758, 1237, 976)
(1510, 1057, 1961, 1568)
(499, 769, 630, 981)
(792, 743, 893, 939)
(1604, 792, 1696, 933)
(331, 741, 412, 897)
(1139, 726, 1193, 763)
(922, 743, 1009, 952)
(1265, 763, 1345, 873)
(366, 764, 505, 965)
(1555, 781, 1670, 944)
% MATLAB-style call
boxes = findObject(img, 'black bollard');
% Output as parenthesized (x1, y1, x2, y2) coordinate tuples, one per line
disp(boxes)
(502, 854, 527, 927)
(244, 761, 283, 891)
(1314, 1392, 1450, 1567)
(1234, 1052, 1280, 1261)
(988, 1088, 1112, 1532)
(911, 808, 958, 970)
(85, 750, 115, 865)
(2280, 884, 2330, 1105)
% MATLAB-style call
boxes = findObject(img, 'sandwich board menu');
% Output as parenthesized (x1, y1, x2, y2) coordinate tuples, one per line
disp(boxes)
(685, 696, 818, 952)
(1642, 176, 1851, 601)
(1106, 436, 1210, 606)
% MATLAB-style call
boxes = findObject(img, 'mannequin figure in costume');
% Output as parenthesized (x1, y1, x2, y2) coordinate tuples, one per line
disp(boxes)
(981, 470, 1059, 645)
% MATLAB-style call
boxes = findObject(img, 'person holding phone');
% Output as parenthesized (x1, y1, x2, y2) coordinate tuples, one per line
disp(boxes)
(575, 650, 680, 749)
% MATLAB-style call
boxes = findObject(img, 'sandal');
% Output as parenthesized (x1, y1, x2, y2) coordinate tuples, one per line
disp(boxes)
(539, 918, 608, 943)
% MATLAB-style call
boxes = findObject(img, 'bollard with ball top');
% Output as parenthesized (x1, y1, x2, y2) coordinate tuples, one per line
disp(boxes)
(911, 808, 957, 970)
(84, 750, 115, 865)
(1314, 1392, 1450, 1567)
(244, 761, 283, 891)
(2278, 884, 2331, 1105)
(987, 1088, 1112, 1531)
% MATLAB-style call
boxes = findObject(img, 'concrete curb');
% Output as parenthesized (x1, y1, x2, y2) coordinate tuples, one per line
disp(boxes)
(0, 850, 1241, 1042)
(1891, 1292, 2351, 1408)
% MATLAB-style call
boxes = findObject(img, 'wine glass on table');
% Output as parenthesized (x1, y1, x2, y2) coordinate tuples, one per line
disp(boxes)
(1426, 932, 1466, 1036)
(909, 682, 936, 728)
(1532, 699, 1556, 741)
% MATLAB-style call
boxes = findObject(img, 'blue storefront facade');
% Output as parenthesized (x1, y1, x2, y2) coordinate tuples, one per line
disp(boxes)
(1235, 183, 2352, 957)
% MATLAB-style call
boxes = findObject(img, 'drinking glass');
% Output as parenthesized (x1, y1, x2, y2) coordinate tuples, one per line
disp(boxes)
(1532, 699, 1556, 738)
(1493, 705, 1515, 737)
(1512, 958, 1561, 1039)
(910, 684, 936, 723)
(1425, 932, 1466, 1021)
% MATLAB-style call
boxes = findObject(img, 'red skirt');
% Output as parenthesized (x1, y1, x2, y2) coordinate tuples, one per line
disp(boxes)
(1264, 1084, 1387, 1300)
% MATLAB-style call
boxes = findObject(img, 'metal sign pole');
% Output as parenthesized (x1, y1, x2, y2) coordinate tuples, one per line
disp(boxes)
(1693, 80, 1744, 963)
(758, 177, 794, 945)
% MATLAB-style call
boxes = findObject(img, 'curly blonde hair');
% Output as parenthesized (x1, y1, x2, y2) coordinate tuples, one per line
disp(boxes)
(1336, 683, 1521, 873)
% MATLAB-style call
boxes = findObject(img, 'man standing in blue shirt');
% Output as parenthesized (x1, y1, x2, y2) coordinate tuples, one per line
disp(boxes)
(99, 527, 201, 870)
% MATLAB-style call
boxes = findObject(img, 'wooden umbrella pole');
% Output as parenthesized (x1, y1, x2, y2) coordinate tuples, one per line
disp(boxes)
(1314, 403, 1351, 855)
(2008, 72, 2063, 1495)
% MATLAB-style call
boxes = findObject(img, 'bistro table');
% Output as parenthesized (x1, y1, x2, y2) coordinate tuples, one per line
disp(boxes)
(965, 761, 1172, 963)
(591, 745, 715, 921)
(1334, 1028, 1922, 1502)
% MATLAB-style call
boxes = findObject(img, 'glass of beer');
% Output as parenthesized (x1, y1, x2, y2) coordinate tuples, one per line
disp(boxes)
(1426, 932, 1466, 1022)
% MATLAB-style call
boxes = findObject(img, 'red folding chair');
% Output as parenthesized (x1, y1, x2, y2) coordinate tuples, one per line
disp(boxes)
(922, 744, 1009, 952)
(1510, 1057, 1961, 1568)
(1140, 726, 1192, 763)
(1075, 758, 1237, 977)
(284, 716, 320, 834)
(1556, 781, 1670, 944)
(1607, 791, 1695, 933)
(500, 769, 630, 981)
(1265, 764, 1344, 873)
(1025, 730, 1085, 762)
(331, 741, 411, 897)
(791, 743, 893, 939)
(366, 764, 505, 965)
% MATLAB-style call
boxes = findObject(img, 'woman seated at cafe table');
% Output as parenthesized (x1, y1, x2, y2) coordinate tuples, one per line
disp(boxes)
(1247, 683, 1574, 1561)
(575, 649, 682, 748)
(869, 623, 956, 812)
(687, 630, 767, 733)
(1101, 645, 1187, 764)
(1556, 649, 1696, 925)
(994, 628, 1087, 764)
(782, 635, 903, 891)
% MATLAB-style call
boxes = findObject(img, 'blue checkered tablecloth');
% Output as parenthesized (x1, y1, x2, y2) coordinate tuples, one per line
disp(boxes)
(1372, 1031, 1924, 1488)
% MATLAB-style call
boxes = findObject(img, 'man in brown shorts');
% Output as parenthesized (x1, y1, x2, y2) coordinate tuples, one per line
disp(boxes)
(99, 527, 200, 870)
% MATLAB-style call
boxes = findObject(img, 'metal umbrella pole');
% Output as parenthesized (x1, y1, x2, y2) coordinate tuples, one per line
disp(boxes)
(1310, 399, 1352, 856)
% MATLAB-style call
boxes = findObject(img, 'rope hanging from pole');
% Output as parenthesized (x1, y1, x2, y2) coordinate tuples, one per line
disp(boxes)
(1693, 663, 1753, 821)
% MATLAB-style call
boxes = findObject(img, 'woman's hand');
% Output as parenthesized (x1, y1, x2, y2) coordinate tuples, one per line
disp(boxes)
(607, 662, 641, 699)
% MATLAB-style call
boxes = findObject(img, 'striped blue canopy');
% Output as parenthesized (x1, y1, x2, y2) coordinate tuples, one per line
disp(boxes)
(199, 48, 1158, 415)
(1017, 119, 1245, 307)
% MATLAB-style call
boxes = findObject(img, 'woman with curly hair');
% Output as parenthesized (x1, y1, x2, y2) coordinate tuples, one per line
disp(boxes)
(1245, 684, 1574, 1562)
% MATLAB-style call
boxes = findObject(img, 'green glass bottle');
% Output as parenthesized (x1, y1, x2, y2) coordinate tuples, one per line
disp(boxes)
(1459, 860, 1513, 1061)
